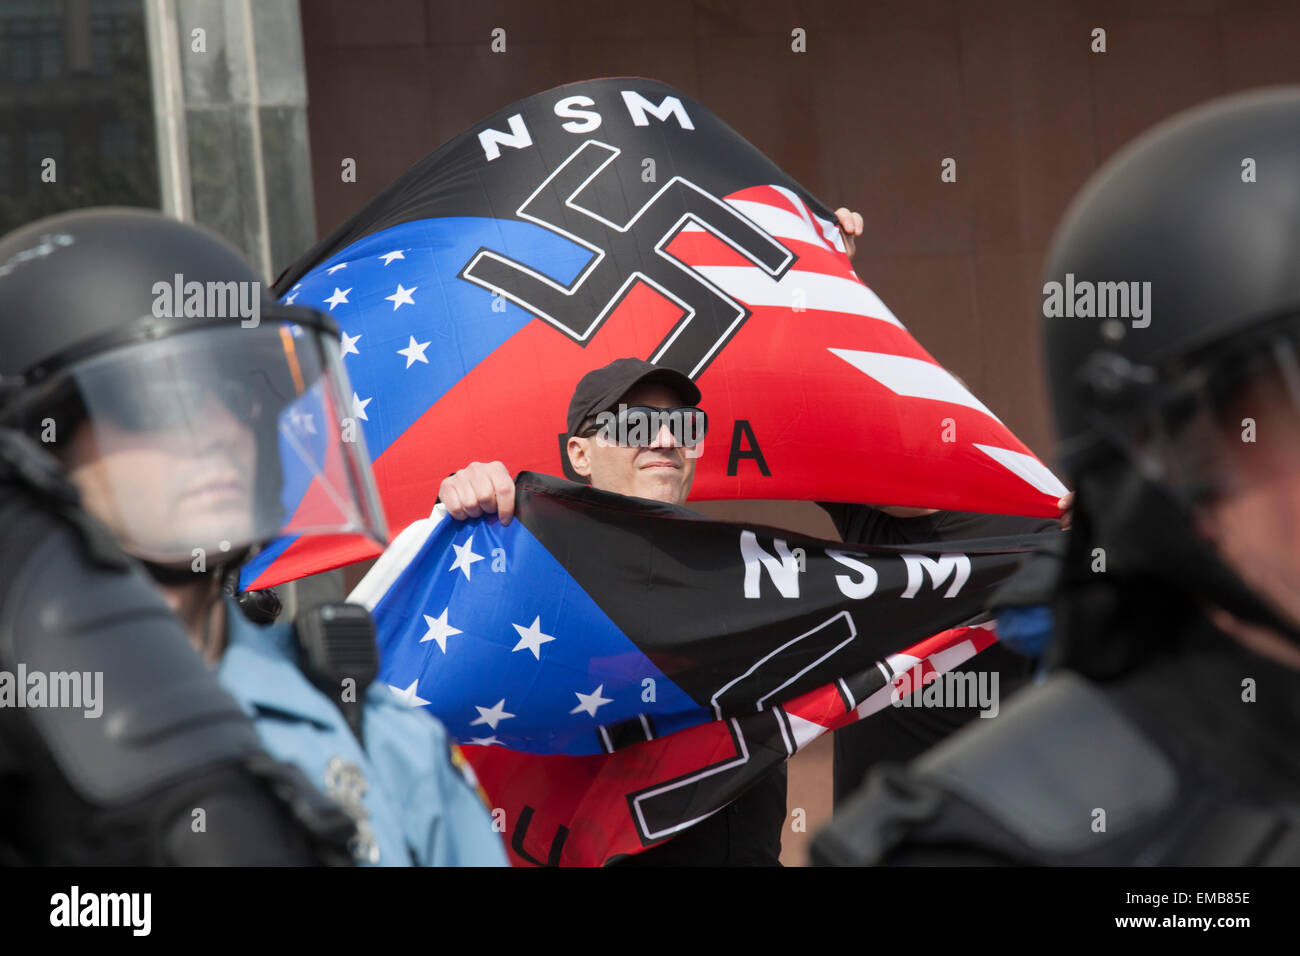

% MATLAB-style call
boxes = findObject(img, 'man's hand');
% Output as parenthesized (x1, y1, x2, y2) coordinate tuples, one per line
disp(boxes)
(438, 461, 516, 525)
(1057, 491, 1074, 530)
(834, 207, 863, 260)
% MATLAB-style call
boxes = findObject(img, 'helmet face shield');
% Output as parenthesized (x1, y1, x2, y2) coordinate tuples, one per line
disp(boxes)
(32, 319, 387, 566)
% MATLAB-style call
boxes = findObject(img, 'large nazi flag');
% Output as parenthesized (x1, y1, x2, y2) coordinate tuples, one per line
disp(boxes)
(350, 472, 1053, 866)
(243, 77, 1065, 590)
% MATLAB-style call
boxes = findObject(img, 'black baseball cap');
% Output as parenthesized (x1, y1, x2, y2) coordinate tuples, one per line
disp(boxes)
(565, 357, 702, 436)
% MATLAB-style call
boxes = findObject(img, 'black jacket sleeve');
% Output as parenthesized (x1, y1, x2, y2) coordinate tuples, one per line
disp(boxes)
(817, 501, 1057, 546)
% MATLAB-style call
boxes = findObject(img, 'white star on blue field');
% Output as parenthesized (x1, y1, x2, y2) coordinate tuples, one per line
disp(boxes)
(370, 512, 707, 756)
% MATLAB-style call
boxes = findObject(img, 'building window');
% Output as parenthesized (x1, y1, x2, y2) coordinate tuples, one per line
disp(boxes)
(38, 19, 61, 80)
(100, 121, 135, 160)
(0, 1, 158, 234)
(91, 15, 112, 75)
(10, 18, 34, 81)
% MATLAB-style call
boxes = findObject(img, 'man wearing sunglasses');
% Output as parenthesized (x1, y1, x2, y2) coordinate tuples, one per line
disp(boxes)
(440, 218, 1067, 864)
(440, 358, 705, 522)
(442, 357, 787, 864)
(441, 350, 1054, 865)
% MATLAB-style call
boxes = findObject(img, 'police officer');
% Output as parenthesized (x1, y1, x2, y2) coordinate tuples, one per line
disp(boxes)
(0, 208, 506, 866)
(812, 87, 1300, 866)
(0, 210, 356, 865)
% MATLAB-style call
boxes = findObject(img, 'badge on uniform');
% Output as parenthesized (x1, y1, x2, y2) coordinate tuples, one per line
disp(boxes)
(324, 755, 380, 864)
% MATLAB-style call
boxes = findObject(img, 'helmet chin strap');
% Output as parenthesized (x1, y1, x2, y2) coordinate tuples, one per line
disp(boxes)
(140, 542, 250, 584)
(141, 550, 283, 626)
(140, 559, 216, 587)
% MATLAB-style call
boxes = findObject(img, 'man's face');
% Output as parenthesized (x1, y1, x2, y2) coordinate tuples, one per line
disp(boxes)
(566, 383, 700, 505)
(1194, 369, 1300, 632)
(63, 393, 257, 562)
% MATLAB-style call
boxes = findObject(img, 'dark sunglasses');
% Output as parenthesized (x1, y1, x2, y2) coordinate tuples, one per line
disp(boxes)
(580, 404, 708, 448)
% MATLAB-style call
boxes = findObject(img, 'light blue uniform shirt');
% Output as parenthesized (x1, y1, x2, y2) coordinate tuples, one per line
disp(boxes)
(217, 600, 507, 867)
